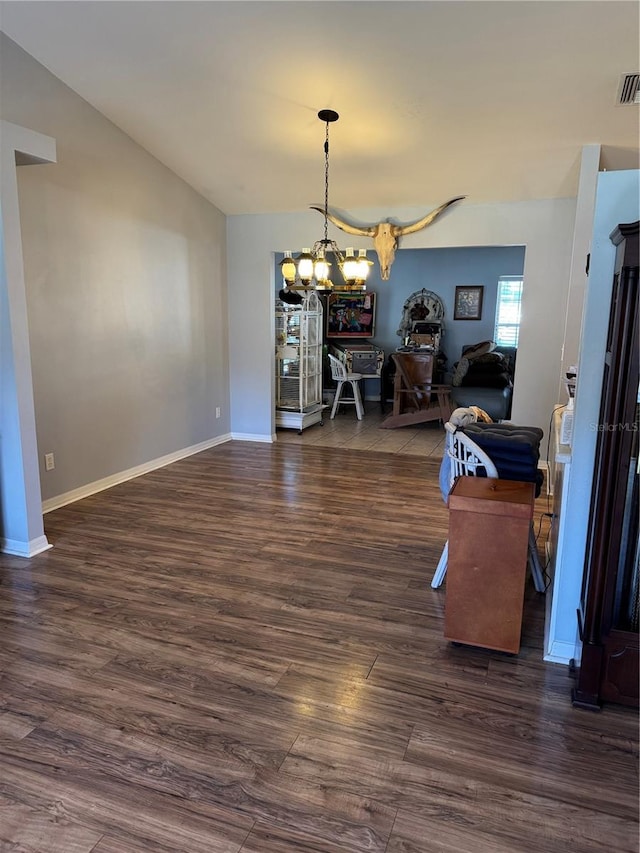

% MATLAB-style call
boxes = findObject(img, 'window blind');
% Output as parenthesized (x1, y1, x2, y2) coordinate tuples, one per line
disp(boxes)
(494, 277, 523, 347)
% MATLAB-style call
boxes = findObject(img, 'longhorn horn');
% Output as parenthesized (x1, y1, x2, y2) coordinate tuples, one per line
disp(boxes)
(392, 196, 466, 236)
(310, 206, 376, 237)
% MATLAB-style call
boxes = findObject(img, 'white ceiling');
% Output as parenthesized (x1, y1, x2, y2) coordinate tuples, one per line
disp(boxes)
(1, 1, 639, 215)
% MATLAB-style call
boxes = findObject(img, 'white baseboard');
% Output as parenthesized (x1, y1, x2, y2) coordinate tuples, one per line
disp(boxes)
(543, 639, 576, 665)
(230, 432, 274, 443)
(42, 434, 233, 514)
(2, 534, 52, 557)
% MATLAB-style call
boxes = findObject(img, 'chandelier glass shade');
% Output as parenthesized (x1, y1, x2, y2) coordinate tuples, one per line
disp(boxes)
(280, 111, 372, 292)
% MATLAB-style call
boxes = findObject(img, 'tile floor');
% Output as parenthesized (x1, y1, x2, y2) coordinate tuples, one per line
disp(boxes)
(275, 401, 446, 458)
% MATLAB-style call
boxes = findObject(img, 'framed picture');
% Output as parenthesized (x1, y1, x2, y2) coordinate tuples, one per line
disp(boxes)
(454, 286, 484, 320)
(326, 291, 376, 338)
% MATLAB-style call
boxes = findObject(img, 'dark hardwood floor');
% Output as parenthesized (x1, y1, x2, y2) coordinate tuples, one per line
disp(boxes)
(0, 440, 638, 852)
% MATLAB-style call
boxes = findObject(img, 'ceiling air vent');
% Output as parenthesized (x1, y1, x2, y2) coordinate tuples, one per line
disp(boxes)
(617, 73, 640, 105)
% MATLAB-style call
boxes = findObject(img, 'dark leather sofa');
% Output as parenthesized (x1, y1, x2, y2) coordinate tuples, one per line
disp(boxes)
(450, 344, 516, 421)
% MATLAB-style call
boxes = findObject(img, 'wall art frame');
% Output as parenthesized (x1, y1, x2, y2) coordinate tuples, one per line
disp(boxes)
(454, 285, 484, 320)
(326, 291, 376, 338)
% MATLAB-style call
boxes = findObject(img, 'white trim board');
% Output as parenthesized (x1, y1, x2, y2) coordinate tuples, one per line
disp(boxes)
(544, 640, 578, 666)
(231, 432, 274, 443)
(42, 434, 232, 514)
(1, 535, 52, 558)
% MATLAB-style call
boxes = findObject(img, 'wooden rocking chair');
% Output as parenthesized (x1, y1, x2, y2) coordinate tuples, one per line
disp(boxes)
(380, 352, 453, 429)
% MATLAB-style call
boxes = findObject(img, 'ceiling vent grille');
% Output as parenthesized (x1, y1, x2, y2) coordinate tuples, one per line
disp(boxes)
(617, 73, 640, 105)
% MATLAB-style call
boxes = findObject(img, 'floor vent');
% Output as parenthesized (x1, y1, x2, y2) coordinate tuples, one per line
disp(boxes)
(617, 73, 640, 105)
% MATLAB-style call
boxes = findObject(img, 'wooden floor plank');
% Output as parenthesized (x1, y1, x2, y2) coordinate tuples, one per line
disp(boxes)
(0, 439, 637, 852)
(280, 734, 637, 852)
(0, 793, 103, 853)
(384, 804, 636, 853)
(0, 752, 253, 853)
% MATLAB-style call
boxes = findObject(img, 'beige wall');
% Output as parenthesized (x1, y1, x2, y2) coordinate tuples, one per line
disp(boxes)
(0, 34, 229, 504)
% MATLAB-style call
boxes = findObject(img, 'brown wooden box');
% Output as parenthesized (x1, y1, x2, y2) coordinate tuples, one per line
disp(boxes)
(444, 476, 535, 654)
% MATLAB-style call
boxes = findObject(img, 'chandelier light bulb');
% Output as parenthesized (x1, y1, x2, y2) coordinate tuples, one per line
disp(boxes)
(355, 249, 373, 283)
(279, 250, 297, 285)
(296, 248, 314, 283)
(314, 249, 331, 283)
(342, 247, 360, 283)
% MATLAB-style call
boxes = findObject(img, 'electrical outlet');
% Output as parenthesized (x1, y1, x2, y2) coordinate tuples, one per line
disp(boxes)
(45, 453, 55, 471)
(215, 407, 221, 419)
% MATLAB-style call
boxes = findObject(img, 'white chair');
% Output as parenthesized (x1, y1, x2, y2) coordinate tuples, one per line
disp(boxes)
(328, 354, 364, 420)
(431, 421, 546, 593)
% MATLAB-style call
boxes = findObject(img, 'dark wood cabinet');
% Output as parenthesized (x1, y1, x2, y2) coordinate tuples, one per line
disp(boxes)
(572, 220, 639, 710)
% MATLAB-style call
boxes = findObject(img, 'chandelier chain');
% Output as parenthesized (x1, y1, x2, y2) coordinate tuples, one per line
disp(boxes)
(323, 121, 330, 244)
(279, 109, 369, 292)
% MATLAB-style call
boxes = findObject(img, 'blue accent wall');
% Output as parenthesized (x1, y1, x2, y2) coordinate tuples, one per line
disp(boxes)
(276, 244, 525, 373)
(367, 245, 525, 371)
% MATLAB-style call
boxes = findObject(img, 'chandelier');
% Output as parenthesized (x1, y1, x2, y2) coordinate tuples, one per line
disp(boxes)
(280, 110, 372, 292)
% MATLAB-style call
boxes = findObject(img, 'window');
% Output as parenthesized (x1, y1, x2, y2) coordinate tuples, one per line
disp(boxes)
(494, 277, 523, 347)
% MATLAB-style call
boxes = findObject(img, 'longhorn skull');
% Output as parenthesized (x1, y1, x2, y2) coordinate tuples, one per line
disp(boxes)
(311, 196, 465, 280)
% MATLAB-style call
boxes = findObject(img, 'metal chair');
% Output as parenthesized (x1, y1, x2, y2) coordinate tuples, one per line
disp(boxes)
(432, 421, 546, 593)
(328, 354, 364, 420)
